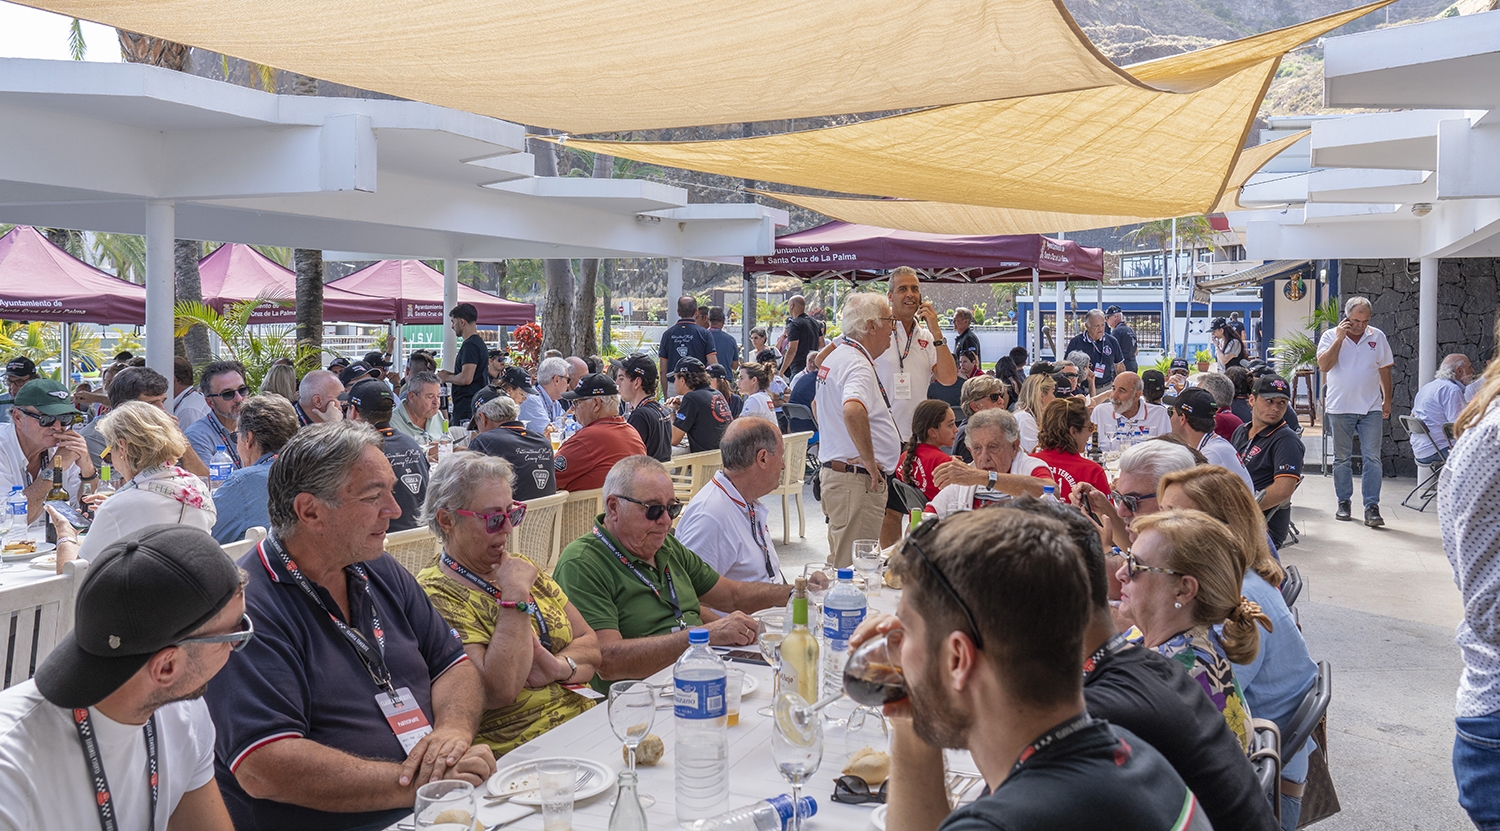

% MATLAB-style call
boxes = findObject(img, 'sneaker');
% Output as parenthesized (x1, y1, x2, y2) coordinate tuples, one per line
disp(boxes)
(1336, 501, 1352, 521)
(1365, 505, 1385, 527)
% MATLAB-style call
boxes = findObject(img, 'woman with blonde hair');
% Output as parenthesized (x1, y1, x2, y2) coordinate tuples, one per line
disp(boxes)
(1159, 465, 1317, 827)
(258, 363, 298, 401)
(75, 401, 216, 562)
(1014, 372, 1056, 452)
(1118, 509, 1270, 750)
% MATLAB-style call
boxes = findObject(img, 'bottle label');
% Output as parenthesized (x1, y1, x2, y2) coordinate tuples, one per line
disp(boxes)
(823, 606, 866, 645)
(767, 794, 795, 823)
(673, 676, 726, 719)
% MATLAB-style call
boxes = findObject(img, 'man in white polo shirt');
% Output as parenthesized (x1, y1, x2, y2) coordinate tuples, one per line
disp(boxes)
(926, 409, 1054, 517)
(1089, 371, 1172, 452)
(676, 418, 786, 583)
(1317, 295, 1394, 527)
(1164, 387, 1253, 490)
(815, 293, 902, 568)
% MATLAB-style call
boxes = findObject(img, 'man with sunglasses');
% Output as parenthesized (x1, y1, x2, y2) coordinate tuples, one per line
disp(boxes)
(0, 524, 248, 831)
(0, 355, 39, 423)
(0, 378, 95, 523)
(552, 374, 647, 492)
(183, 361, 250, 474)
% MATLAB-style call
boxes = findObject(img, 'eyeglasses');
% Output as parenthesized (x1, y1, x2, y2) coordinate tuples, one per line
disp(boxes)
(209, 385, 252, 402)
(13, 408, 79, 429)
(904, 517, 985, 651)
(1062, 373, 1079, 380)
(1121, 552, 1183, 581)
(455, 502, 528, 533)
(615, 494, 683, 521)
(985, 393, 1005, 403)
(175, 614, 255, 652)
(1110, 491, 1157, 513)
(832, 775, 889, 805)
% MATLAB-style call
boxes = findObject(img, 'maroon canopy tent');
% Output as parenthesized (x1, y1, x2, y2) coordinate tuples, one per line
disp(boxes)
(0, 226, 146, 323)
(327, 260, 536, 325)
(197, 243, 390, 324)
(743, 220, 1103, 283)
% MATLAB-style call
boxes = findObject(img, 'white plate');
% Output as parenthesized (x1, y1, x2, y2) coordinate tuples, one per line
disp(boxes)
(487, 757, 613, 806)
(29, 553, 57, 571)
(2, 541, 53, 561)
(871, 804, 887, 831)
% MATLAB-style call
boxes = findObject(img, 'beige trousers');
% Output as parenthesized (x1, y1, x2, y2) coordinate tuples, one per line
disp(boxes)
(820, 467, 886, 568)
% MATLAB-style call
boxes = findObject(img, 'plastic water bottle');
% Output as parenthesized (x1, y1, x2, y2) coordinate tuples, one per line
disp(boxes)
(4, 486, 24, 534)
(822, 568, 867, 701)
(674, 628, 729, 825)
(1041, 484, 1058, 502)
(209, 445, 234, 491)
(687, 795, 819, 831)
(563, 413, 582, 439)
(1112, 422, 1127, 453)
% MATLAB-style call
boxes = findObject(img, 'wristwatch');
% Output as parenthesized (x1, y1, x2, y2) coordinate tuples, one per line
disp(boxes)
(987, 471, 999, 489)
(563, 655, 578, 679)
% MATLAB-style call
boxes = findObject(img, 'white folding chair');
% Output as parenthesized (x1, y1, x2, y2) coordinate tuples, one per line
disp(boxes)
(0, 559, 89, 690)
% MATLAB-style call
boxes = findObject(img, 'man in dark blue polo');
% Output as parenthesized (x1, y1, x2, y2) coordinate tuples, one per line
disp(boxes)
(658, 295, 718, 381)
(1064, 310, 1126, 388)
(204, 422, 494, 831)
(1230, 374, 1305, 548)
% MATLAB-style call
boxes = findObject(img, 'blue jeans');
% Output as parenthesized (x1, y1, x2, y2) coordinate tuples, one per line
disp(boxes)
(1456, 713, 1500, 830)
(1328, 410, 1383, 507)
(1280, 793, 1302, 830)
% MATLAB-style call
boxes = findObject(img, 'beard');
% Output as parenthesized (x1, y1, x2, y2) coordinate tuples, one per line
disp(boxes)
(908, 648, 971, 750)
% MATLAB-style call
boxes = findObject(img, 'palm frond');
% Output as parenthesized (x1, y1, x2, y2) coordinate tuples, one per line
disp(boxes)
(68, 19, 86, 61)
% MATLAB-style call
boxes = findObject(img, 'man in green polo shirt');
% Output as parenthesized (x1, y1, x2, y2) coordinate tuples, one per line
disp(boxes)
(554, 455, 825, 690)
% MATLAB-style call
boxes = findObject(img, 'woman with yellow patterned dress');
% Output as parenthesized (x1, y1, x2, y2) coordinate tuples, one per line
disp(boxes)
(417, 452, 601, 755)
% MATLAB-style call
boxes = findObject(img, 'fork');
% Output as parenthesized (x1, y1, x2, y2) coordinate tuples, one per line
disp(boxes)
(484, 768, 596, 803)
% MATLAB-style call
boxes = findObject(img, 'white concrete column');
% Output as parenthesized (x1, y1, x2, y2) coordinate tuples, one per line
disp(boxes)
(442, 256, 458, 370)
(1419, 257, 1439, 386)
(1030, 268, 1041, 359)
(144, 200, 175, 384)
(667, 257, 684, 308)
(742, 274, 755, 364)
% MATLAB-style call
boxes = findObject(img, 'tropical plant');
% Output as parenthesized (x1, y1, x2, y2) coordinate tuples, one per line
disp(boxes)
(1194, 349, 1213, 363)
(1270, 331, 1319, 375)
(173, 297, 323, 389)
(1303, 296, 1340, 334)
(1148, 354, 1175, 375)
(0, 322, 107, 378)
(971, 303, 988, 326)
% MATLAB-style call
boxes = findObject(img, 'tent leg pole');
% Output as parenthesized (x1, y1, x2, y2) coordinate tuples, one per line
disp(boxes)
(1055, 281, 1065, 353)
(144, 200, 175, 385)
(1031, 268, 1040, 361)
(59, 323, 71, 385)
(392, 321, 403, 371)
(1096, 279, 1102, 311)
(442, 256, 458, 371)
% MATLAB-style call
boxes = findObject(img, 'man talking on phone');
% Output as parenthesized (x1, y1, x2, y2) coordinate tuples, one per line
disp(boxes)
(1317, 296, 1393, 527)
(0, 379, 94, 522)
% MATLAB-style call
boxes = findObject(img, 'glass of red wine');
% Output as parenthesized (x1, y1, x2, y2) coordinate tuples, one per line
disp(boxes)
(842, 631, 908, 707)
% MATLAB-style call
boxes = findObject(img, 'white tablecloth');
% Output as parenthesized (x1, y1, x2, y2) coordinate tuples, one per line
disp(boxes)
(0, 524, 63, 589)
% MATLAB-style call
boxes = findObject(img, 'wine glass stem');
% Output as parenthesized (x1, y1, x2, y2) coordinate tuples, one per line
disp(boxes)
(628, 745, 636, 775)
(791, 782, 803, 831)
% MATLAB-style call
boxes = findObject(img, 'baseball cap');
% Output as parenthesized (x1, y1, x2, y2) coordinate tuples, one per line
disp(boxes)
(706, 363, 730, 381)
(362, 350, 393, 369)
(1210, 317, 1228, 331)
(675, 357, 707, 375)
(1105, 305, 1122, 316)
(327, 356, 350, 371)
(499, 366, 536, 394)
(617, 354, 658, 384)
(15, 379, 82, 416)
(340, 379, 397, 410)
(1253, 374, 1291, 399)
(5, 356, 36, 378)
(1163, 387, 1218, 419)
(339, 362, 380, 387)
(1168, 358, 1190, 375)
(35, 525, 242, 708)
(473, 386, 502, 409)
(561, 373, 619, 401)
(1141, 369, 1166, 395)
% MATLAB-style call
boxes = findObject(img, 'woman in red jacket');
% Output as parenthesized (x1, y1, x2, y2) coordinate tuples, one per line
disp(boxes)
(1030, 397, 1111, 502)
(896, 398, 958, 501)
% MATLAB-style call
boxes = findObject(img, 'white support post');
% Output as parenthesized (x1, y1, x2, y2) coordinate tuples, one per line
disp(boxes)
(1419, 258, 1438, 386)
(667, 258, 684, 310)
(442, 256, 458, 370)
(1055, 281, 1066, 353)
(742, 274, 756, 364)
(144, 201, 175, 386)
(1030, 268, 1041, 360)
(390, 321, 403, 370)
(59, 323, 71, 385)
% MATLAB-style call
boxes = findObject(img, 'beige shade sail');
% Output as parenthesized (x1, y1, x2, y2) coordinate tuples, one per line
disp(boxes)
(555, 58, 1278, 218)
(16, 0, 1145, 133)
(746, 131, 1310, 236)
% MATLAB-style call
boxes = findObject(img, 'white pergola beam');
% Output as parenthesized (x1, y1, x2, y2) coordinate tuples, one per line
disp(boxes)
(1437, 119, 1500, 200)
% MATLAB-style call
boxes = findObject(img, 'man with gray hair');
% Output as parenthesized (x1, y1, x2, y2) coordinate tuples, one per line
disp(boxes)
(551, 373, 646, 492)
(1090, 371, 1171, 451)
(676, 418, 787, 583)
(203, 421, 494, 830)
(1317, 295, 1393, 526)
(467, 391, 557, 501)
(295, 369, 345, 427)
(927, 408, 1053, 516)
(951, 307, 981, 366)
(1410, 352, 1474, 464)
(553, 455, 825, 689)
(533, 356, 571, 428)
(392, 370, 444, 442)
(1065, 308, 1127, 388)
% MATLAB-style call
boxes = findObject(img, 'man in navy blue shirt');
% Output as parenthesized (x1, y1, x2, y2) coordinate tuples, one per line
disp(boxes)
(204, 422, 493, 831)
(707, 306, 741, 370)
(1065, 310, 1126, 388)
(658, 295, 718, 381)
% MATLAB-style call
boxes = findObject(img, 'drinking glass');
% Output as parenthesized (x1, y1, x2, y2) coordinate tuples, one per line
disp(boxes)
(803, 562, 834, 607)
(843, 706, 891, 760)
(725, 667, 745, 728)
(842, 631, 909, 708)
(413, 780, 476, 830)
(538, 760, 578, 831)
(754, 609, 787, 717)
(607, 680, 656, 808)
(852, 540, 882, 597)
(772, 692, 824, 831)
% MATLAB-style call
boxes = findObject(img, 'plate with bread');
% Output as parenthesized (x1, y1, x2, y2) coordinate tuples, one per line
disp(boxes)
(2, 539, 53, 562)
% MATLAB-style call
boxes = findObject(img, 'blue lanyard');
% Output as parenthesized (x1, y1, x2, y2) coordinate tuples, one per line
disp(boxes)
(439, 552, 551, 651)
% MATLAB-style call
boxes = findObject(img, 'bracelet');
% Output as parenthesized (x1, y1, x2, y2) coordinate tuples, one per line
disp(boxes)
(498, 599, 532, 613)
(79, 472, 98, 482)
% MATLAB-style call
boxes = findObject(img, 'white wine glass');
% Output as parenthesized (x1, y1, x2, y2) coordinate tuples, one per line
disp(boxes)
(772, 691, 824, 831)
(852, 540, 882, 597)
(608, 680, 657, 808)
(754, 609, 787, 717)
(803, 562, 834, 608)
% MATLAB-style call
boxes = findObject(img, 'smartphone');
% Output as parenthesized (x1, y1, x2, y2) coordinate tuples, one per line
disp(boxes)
(45, 500, 91, 531)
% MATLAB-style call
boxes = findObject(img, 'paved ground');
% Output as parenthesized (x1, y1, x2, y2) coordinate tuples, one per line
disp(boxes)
(758, 468, 1472, 830)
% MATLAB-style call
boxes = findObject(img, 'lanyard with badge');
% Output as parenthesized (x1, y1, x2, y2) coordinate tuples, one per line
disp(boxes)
(439, 551, 551, 651)
(1011, 712, 1094, 775)
(72, 709, 157, 831)
(260, 537, 434, 753)
(1080, 631, 1130, 681)
(892, 324, 917, 400)
(840, 337, 903, 441)
(206, 415, 242, 466)
(711, 477, 779, 582)
(593, 528, 687, 631)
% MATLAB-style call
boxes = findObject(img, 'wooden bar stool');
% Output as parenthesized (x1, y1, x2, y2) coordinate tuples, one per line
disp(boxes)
(1291, 369, 1316, 427)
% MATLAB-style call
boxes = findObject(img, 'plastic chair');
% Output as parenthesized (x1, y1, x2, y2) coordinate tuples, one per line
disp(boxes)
(772, 431, 814, 544)
(891, 478, 928, 515)
(221, 526, 267, 560)
(778, 403, 820, 479)
(669, 450, 722, 501)
(1399, 414, 1446, 511)
(0, 559, 88, 690)
(385, 527, 440, 577)
(1249, 719, 1284, 825)
(1280, 564, 1304, 608)
(558, 488, 605, 551)
(513, 491, 567, 575)
(1283, 661, 1333, 761)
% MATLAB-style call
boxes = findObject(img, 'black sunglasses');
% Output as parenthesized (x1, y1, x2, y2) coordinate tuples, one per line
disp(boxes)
(616, 494, 683, 521)
(986, 393, 1005, 403)
(14, 408, 80, 429)
(904, 517, 985, 651)
(832, 775, 888, 805)
(175, 614, 255, 652)
(209, 385, 252, 402)
(1110, 491, 1157, 513)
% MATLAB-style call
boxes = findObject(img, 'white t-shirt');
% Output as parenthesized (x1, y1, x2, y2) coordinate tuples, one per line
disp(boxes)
(0, 681, 216, 831)
(875, 321, 942, 441)
(0, 423, 81, 510)
(675, 471, 783, 584)
(1015, 409, 1039, 453)
(1089, 399, 1172, 451)
(816, 341, 902, 472)
(1317, 325, 1394, 415)
(926, 451, 1051, 517)
(172, 388, 211, 431)
(740, 391, 776, 423)
(1198, 432, 1254, 490)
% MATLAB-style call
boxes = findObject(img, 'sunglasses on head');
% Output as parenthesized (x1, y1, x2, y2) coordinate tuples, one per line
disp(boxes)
(14, 408, 79, 429)
(455, 502, 527, 533)
(905, 516, 985, 650)
(832, 775, 888, 805)
(175, 613, 255, 652)
(616, 494, 683, 521)
(210, 385, 252, 402)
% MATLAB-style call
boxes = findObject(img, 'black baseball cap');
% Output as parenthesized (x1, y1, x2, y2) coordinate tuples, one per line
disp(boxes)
(340, 379, 397, 409)
(1253, 374, 1291, 400)
(1163, 387, 1218, 419)
(472, 386, 502, 411)
(35, 525, 242, 708)
(499, 366, 535, 394)
(706, 363, 730, 381)
(5, 356, 36, 378)
(1141, 369, 1166, 395)
(339, 362, 380, 387)
(1168, 358, 1190, 375)
(15, 379, 82, 416)
(675, 357, 707, 375)
(1105, 305, 1123, 316)
(327, 356, 350, 371)
(561, 373, 619, 401)
(362, 350, 393, 368)
(617, 354, 658, 384)
(1210, 317, 1228, 331)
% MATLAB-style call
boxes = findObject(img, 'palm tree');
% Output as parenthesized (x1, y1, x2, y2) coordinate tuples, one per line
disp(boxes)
(0, 322, 108, 378)
(174, 297, 323, 389)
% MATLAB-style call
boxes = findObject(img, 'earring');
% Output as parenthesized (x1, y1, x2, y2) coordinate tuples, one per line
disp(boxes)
(1174, 602, 1183, 609)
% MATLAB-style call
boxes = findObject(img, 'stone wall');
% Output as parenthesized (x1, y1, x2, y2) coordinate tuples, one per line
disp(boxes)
(1339, 258, 1500, 477)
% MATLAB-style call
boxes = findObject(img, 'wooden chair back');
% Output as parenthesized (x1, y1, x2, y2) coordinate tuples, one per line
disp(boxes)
(0, 559, 88, 691)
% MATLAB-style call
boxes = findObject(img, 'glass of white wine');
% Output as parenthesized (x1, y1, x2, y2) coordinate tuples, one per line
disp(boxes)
(852, 540, 882, 597)
(608, 680, 657, 808)
(754, 609, 787, 717)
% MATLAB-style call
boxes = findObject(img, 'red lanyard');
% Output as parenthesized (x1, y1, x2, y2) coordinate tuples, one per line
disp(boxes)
(711, 477, 777, 581)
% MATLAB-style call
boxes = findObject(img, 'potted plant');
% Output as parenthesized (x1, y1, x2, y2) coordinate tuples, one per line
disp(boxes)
(1194, 349, 1212, 372)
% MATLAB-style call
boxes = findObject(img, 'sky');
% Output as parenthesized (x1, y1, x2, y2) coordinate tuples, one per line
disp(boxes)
(0, 2, 120, 61)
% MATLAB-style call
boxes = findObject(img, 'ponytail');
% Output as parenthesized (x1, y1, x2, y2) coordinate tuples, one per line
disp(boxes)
(900, 433, 922, 486)
(1220, 596, 1272, 665)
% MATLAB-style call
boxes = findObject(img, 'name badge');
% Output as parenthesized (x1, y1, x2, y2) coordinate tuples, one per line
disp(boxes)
(377, 687, 434, 754)
(1093, 363, 1105, 379)
(893, 372, 913, 400)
